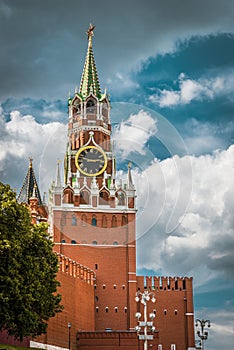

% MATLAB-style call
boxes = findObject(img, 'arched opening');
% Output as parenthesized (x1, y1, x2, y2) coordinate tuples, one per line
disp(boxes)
(80, 190, 90, 205)
(111, 215, 117, 228)
(81, 214, 87, 226)
(86, 98, 96, 114)
(116, 191, 125, 206)
(102, 102, 109, 121)
(121, 215, 128, 226)
(102, 215, 107, 228)
(99, 190, 109, 205)
(72, 215, 77, 226)
(92, 216, 97, 226)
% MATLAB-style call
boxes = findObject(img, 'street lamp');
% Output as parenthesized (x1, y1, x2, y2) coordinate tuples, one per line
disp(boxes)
(195, 318, 211, 350)
(68, 322, 72, 350)
(135, 291, 156, 350)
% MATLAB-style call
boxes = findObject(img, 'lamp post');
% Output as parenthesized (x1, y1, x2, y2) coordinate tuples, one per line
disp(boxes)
(195, 318, 210, 350)
(135, 291, 156, 350)
(68, 322, 72, 350)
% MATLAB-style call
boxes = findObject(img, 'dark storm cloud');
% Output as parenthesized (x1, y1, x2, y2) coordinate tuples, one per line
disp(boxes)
(0, 0, 234, 100)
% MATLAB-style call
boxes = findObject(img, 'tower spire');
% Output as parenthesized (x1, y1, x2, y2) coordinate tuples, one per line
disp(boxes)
(18, 158, 43, 205)
(79, 24, 101, 99)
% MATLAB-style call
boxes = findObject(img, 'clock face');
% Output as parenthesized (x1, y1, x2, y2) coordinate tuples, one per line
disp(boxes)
(75, 146, 107, 177)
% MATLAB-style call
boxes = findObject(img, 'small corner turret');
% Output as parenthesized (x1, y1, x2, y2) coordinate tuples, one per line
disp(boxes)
(18, 158, 48, 223)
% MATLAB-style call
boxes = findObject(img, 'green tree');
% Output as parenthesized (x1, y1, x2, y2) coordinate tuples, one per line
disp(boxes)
(0, 182, 62, 340)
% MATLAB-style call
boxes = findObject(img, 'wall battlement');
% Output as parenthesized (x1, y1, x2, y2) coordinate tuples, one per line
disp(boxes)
(141, 276, 193, 291)
(56, 252, 96, 285)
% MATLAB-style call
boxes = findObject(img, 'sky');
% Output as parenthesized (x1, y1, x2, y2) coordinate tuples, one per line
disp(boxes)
(0, 0, 234, 348)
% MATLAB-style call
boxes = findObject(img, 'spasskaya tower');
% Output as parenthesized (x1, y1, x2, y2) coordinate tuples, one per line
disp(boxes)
(49, 24, 137, 331)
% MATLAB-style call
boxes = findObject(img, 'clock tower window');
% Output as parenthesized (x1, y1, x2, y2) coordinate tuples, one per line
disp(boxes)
(81, 214, 87, 226)
(111, 215, 117, 228)
(92, 216, 97, 226)
(102, 215, 107, 228)
(99, 190, 109, 205)
(72, 215, 77, 226)
(80, 190, 90, 205)
(86, 98, 96, 114)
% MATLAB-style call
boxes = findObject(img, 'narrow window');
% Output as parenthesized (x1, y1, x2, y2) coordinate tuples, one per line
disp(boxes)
(72, 215, 77, 226)
(92, 216, 97, 226)
(81, 214, 87, 226)
(102, 214, 107, 228)
(122, 215, 128, 226)
(111, 215, 117, 228)
(95, 264, 98, 270)
(105, 307, 108, 313)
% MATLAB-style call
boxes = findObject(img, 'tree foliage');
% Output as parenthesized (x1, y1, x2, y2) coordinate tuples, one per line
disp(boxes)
(0, 182, 62, 340)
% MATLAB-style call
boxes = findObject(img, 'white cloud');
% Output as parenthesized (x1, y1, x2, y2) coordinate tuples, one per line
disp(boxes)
(0, 109, 66, 193)
(113, 110, 157, 156)
(195, 309, 234, 350)
(136, 145, 234, 281)
(149, 72, 233, 107)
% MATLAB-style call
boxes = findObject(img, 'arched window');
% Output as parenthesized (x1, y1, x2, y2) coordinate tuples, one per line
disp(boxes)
(92, 240, 97, 245)
(102, 215, 107, 228)
(72, 215, 77, 226)
(102, 102, 109, 120)
(99, 190, 109, 205)
(121, 215, 128, 226)
(60, 213, 66, 226)
(80, 190, 90, 205)
(117, 191, 125, 206)
(71, 240, 76, 244)
(113, 241, 118, 245)
(86, 99, 96, 114)
(111, 215, 117, 228)
(92, 216, 97, 226)
(81, 214, 87, 226)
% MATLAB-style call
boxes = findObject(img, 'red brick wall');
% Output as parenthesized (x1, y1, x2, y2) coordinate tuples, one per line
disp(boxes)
(35, 265, 95, 349)
(77, 331, 159, 350)
(53, 244, 136, 332)
(137, 276, 195, 350)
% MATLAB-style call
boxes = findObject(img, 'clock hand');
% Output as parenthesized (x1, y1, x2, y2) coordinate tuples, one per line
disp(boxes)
(80, 158, 103, 163)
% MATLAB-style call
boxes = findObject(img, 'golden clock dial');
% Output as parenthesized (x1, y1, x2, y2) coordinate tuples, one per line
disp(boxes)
(75, 146, 107, 177)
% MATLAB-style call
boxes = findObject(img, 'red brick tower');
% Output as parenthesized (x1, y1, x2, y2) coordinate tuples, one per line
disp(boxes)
(49, 24, 137, 331)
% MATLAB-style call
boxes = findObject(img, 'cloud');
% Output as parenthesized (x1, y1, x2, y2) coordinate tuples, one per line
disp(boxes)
(183, 118, 229, 155)
(136, 145, 234, 280)
(0, 107, 66, 193)
(113, 109, 157, 156)
(149, 72, 234, 107)
(1, 1, 234, 99)
(195, 309, 234, 350)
